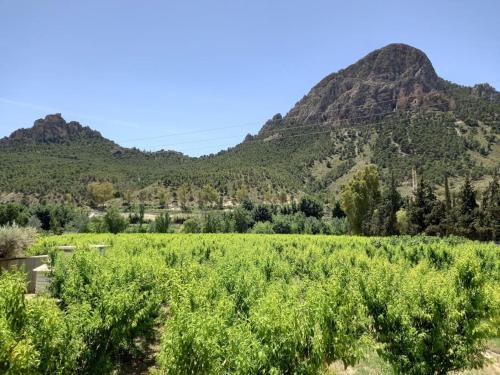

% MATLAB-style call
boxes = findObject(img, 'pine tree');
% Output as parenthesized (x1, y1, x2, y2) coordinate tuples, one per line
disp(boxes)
(479, 172, 499, 240)
(455, 176, 479, 237)
(444, 174, 451, 211)
(458, 176, 478, 216)
(408, 177, 441, 234)
(380, 173, 401, 235)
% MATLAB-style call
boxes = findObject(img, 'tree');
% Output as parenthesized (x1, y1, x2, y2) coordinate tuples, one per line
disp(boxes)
(299, 196, 324, 219)
(151, 212, 171, 233)
(478, 172, 499, 240)
(232, 207, 254, 233)
(253, 205, 273, 223)
(198, 184, 219, 209)
(458, 176, 478, 217)
(235, 186, 249, 203)
(444, 174, 451, 211)
(87, 182, 114, 207)
(407, 178, 442, 234)
(454, 176, 479, 237)
(378, 173, 401, 235)
(341, 165, 381, 234)
(177, 184, 190, 211)
(331, 201, 346, 219)
(241, 198, 254, 211)
(104, 207, 128, 234)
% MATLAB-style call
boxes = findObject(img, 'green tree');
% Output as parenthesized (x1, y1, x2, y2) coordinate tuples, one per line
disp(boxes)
(177, 184, 190, 211)
(299, 196, 324, 219)
(378, 174, 401, 235)
(104, 207, 128, 234)
(407, 178, 442, 234)
(253, 205, 273, 223)
(331, 200, 346, 219)
(87, 182, 114, 207)
(232, 207, 254, 233)
(341, 165, 381, 234)
(151, 212, 171, 233)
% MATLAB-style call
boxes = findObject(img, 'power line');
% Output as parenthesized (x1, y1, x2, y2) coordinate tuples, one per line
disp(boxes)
(143, 102, 450, 151)
(117, 97, 406, 143)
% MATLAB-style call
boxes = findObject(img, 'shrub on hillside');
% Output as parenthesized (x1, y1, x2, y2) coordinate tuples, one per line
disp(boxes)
(0, 224, 38, 258)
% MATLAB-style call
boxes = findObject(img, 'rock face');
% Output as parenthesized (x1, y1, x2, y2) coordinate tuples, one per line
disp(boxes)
(2, 113, 104, 144)
(258, 43, 454, 136)
(471, 83, 500, 102)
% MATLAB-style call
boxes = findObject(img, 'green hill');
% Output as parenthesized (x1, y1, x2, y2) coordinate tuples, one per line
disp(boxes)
(1, 44, 498, 204)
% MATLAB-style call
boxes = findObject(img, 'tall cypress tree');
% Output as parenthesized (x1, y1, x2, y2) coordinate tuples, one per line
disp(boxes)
(444, 174, 451, 211)
(480, 171, 499, 240)
(458, 176, 478, 215)
(408, 177, 440, 234)
(383, 172, 402, 235)
(456, 176, 479, 237)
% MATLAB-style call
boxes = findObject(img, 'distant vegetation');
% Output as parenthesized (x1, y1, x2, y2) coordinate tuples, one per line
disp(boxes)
(1, 165, 498, 241)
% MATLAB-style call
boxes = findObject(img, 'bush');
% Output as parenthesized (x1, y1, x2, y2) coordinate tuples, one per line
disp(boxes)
(65, 211, 90, 233)
(150, 212, 171, 233)
(103, 208, 128, 234)
(182, 218, 202, 233)
(331, 217, 349, 235)
(88, 216, 107, 233)
(0, 224, 38, 258)
(203, 212, 234, 233)
(304, 216, 322, 234)
(252, 221, 274, 234)
(272, 215, 292, 234)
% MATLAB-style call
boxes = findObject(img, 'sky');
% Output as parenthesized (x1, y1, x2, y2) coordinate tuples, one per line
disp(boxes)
(1, 0, 499, 156)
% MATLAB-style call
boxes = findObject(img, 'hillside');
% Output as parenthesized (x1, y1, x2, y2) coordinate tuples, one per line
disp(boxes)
(1, 43, 499, 204)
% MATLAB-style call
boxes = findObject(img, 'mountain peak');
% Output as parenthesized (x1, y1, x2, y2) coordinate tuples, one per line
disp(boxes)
(3, 114, 105, 144)
(258, 43, 450, 137)
(345, 43, 438, 86)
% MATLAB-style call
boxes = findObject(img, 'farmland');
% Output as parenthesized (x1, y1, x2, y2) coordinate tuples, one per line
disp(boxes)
(1, 234, 499, 374)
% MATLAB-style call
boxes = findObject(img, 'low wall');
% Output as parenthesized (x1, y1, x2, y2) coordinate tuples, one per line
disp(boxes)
(0, 255, 49, 293)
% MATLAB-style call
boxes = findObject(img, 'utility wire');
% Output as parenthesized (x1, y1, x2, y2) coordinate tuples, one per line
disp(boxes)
(145, 102, 451, 150)
(118, 97, 412, 143)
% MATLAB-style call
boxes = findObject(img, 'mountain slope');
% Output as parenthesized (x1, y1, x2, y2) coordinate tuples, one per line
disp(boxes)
(1, 43, 499, 203)
(0, 114, 191, 201)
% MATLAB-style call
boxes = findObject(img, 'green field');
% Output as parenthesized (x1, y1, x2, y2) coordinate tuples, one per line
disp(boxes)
(1, 234, 499, 374)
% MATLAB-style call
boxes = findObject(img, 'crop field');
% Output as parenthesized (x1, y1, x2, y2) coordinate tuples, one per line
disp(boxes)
(1, 234, 499, 374)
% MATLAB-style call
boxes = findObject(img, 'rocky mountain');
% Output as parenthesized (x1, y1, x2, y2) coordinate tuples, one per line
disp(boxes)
(259, 44, 453, 137)
(1, 113, 105, 145)
(1, 43, 499, 203)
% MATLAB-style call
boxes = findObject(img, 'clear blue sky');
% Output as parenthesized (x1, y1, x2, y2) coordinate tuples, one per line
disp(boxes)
(1, 0, 499, 156)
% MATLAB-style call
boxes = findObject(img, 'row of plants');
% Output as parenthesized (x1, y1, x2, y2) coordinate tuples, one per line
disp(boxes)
(2, 234, 496, 374)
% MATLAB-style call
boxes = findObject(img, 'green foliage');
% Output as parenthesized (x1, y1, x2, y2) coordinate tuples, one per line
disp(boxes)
(231, 207, 254, 233)
(251, 221, 274, 234)
(252, 205, 273, 223)
(299, 196, 324, 219)
(331, 200, 346, 219)
(103, 208, 128, 234)
(0, 203, 30, 226)
(10, 234, 500, 374)
(0, 224, 38, 258)
(151, 212, 171, 233)
(341, 165, 381, 234)
(87, 182, 115, 206)
(182, 218, 202, 233)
